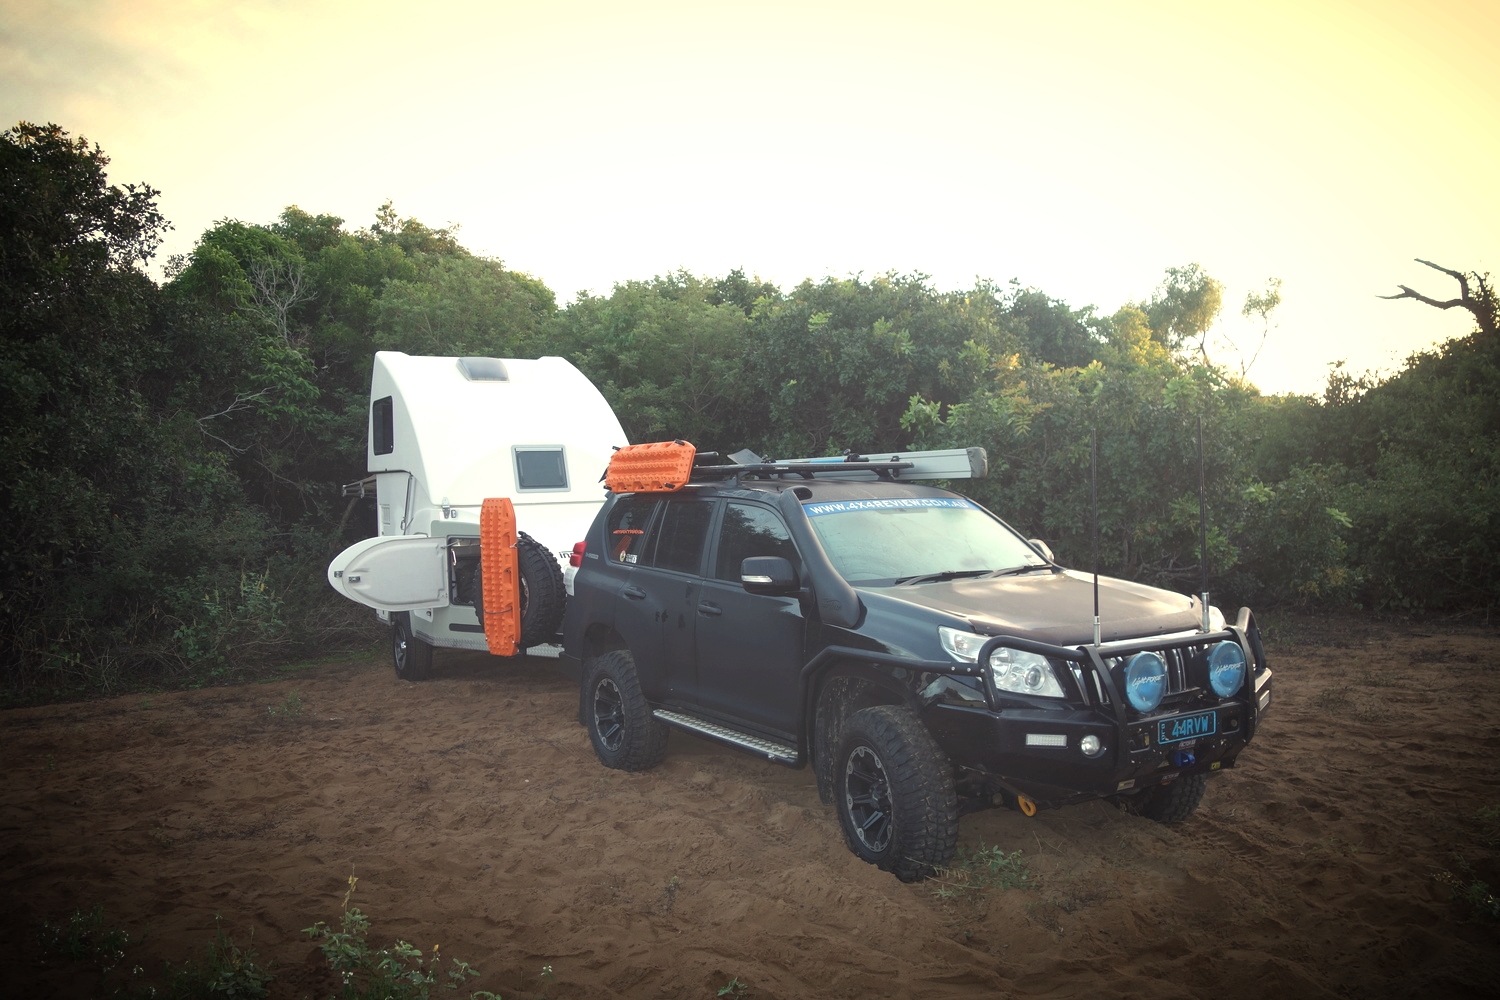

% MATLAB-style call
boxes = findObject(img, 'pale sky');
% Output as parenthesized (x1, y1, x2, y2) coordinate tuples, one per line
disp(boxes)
(4, 0, 1496, 395)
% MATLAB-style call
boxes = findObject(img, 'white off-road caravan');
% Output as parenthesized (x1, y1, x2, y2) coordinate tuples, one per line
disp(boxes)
(327, 352, 628, 679)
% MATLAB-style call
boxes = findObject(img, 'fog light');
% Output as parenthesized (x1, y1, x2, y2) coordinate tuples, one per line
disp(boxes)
(1208, 640, 1246, 697)
(1125, 651, 1167, 712)
(1080, 734, 1103, 757)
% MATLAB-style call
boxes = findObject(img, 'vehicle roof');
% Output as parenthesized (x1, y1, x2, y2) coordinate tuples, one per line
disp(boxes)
(634, 476, 963, 503)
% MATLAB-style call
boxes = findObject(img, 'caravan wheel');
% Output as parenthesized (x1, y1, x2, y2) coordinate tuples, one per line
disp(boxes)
(472, 532, 567, 649)
(392, 612, 434, 681)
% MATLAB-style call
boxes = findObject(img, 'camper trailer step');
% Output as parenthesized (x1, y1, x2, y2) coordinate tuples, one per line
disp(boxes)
(652, 710, 799, 763)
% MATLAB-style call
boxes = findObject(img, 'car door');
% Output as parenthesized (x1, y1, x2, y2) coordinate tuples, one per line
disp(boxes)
(625, 496, 716, 702)
(595, 496, 663, 677)
(693, 500, 808, 736)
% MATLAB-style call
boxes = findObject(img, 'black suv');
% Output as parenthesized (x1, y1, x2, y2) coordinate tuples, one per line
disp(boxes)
(559, 453, 1272, 881)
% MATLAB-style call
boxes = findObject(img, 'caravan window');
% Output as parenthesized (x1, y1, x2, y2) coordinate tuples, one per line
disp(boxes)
(514, 446, 568, 491)
(372, 397, 394, 455)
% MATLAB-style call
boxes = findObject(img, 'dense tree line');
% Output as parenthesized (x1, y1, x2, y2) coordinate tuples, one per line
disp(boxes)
(3, 124, 1495, 699)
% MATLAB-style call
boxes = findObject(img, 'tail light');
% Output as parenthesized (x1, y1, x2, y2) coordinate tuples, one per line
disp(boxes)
(569, 541, 586, 567)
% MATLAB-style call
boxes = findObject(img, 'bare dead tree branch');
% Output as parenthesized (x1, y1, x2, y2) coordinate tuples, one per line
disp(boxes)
(194, 388, 274, 454)
(196, 388, 272, 425)
(195, 426, 247, 454)
(1381, 259, 1497, 338)
(244, 259, 315, 345)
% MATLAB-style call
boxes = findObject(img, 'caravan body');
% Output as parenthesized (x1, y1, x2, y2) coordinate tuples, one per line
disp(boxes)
(328, 352, 627, 654)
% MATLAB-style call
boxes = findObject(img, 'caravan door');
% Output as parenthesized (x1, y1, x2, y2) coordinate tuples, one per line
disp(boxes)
(327, 535, 451, 611)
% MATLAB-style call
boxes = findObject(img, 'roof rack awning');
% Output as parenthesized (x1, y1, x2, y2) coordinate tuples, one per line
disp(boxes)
(603, 443, 988, 492)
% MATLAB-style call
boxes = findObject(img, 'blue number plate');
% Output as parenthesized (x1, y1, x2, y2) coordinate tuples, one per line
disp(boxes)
(1158, 711, 1216, 744)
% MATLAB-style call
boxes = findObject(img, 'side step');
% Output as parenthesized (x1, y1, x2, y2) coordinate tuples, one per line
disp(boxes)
(653, 709, 799, 764)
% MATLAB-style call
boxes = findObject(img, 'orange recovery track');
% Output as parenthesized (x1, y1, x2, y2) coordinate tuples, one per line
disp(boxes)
(479, 497, 521, 656)
(605, 440, 696, 493)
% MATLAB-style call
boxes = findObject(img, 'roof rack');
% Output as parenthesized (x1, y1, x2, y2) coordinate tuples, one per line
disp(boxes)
(605, 442, 987, 492)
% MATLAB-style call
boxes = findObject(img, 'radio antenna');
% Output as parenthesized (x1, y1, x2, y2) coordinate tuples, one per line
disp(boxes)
(1198, 414, 1210, 632)
(1092, 426, 1101, 647)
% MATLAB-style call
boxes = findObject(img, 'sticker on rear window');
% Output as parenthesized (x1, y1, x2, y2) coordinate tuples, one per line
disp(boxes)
(803, 497, 978, 517)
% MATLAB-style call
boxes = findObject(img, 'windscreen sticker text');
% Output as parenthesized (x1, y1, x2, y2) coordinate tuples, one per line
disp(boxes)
(803, 497, 978, 517)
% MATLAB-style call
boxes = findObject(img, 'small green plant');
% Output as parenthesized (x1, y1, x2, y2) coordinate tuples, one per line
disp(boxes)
(657, 875, 682, 914)
(929, 843, 1032, 900)
(268, 689, 303, 719)
(162, 916, 273, 998)
(1436, 858, 1500, 921)
(717, 977, 749, 997)
(1474, 804, 1500, 848)
(303, 873, 489, 999)
(39, 904, 133, 973)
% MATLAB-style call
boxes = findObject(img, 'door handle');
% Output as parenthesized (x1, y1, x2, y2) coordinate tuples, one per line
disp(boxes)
(697, 602, 722, 617)
(622, 585, 647, 600)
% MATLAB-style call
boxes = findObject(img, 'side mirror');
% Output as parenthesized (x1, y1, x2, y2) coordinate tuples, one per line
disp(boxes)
(741, 556, 799, 595)
(1028, 539, 1054, 563)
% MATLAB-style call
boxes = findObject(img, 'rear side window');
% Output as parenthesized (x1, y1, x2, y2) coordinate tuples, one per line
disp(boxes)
(514, 446, 568, 490)
(372, 396, 394, 455)
(605, 498, 658, 565)
(649, 500, 714, 575)
(714, 503, 800, 581)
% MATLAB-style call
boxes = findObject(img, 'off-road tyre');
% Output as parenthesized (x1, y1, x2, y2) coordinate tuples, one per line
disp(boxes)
(834, 705, 958, 882)
(584, 650, 668, 771)
(471, 532, 567, 648)
(1127, 772, 1208, 824)
(392, 612, 434, 681)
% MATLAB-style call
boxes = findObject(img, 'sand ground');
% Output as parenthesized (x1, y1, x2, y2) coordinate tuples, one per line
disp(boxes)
(2, 614, 1497, 999)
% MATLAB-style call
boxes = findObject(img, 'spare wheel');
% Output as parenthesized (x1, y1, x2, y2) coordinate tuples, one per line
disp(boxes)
(473, 531, 566, 648)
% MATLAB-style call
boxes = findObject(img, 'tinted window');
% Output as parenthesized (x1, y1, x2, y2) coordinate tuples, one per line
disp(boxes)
(515, 447, 568, 490)
(372, 396, 394, 455)
(714, 503, 800, 582)
(649, 500, 714, 575)
(605, 498, 658, 565)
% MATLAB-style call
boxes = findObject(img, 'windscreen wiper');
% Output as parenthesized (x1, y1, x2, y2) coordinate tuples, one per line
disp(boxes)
(892, 569, 994, 586)
(988, 564, 1054, 577)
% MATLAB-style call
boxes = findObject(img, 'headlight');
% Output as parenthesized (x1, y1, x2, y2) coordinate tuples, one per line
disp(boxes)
(989, 647, 1065, 698)
(1208, 605, 1225, 632)
(1208, 640, 1247, 697)
(938, 626, 987, 663)
(1124, 651, 1167, 712)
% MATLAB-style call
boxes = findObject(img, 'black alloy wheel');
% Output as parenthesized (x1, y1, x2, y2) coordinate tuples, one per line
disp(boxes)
(833, 705, 958, 882)
(592, 675, 626, 753)
(582, 649, 669, 771)
(844, 744, 894, 854)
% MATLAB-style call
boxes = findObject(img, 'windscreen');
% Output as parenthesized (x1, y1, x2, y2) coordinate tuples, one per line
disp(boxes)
(804, 496, 1047, 584)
